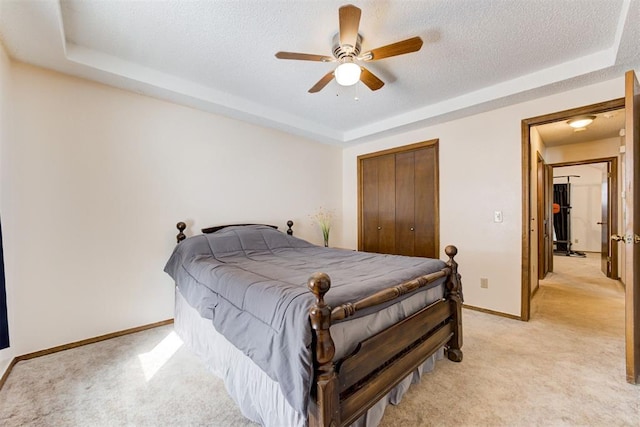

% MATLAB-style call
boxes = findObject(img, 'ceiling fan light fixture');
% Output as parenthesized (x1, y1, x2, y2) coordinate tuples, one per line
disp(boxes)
(567, 115, 596, 129)
(335, 62, 361, 86)
(275, 4, 422, 93)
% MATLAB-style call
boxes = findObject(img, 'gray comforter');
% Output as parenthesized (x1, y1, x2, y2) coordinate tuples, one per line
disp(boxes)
(164, 225, 446, 415)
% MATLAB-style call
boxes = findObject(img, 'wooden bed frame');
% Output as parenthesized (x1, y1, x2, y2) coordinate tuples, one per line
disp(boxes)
(174, 221, 463, 427)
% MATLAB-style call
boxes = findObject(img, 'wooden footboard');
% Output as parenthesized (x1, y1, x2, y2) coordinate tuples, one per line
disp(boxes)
(307, 246, 463, 427)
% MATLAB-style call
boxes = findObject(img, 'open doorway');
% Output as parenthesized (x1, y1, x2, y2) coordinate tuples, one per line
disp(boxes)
(549, 161, 618, 275)
(522, 72, 640, 385)
(521, 98, 625, 320)
(523, 103, 628, 387)
(529, 108, 624, 299)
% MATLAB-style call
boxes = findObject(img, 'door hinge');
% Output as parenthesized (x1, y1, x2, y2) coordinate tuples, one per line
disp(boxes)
(621, 234, 640, 244)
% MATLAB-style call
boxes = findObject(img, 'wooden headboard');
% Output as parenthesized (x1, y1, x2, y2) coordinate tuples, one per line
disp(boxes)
(175, 220, 294, 243)
(201, 224, 278, 234)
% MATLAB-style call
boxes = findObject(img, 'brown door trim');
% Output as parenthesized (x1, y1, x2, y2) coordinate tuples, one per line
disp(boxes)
(357, 139, 439, 160)
(545, 163, 554, 274)
(521, 98, 624, 321)
(536, 152, 546, 281)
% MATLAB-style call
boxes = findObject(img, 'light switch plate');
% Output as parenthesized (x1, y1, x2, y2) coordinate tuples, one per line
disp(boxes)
(494, 211, 503, 223)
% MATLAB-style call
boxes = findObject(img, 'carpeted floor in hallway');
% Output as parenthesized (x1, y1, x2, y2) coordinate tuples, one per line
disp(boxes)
(0, 253, 638, 426)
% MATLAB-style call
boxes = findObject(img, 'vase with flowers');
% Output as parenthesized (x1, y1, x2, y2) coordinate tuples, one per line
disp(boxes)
(311, 207, 333, 247)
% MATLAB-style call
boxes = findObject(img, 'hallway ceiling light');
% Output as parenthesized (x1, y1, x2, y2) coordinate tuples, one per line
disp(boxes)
(567, 115, 596, 129)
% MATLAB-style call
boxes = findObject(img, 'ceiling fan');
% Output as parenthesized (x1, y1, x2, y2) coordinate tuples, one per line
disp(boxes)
(275, 4, 423, 93)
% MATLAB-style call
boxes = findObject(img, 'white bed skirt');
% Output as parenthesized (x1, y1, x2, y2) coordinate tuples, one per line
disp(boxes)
(174, 287, 444, 427)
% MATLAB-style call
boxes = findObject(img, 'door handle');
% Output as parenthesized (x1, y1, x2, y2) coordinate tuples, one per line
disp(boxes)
(377, 226, 382, 230)
(597, 222, 607, 225)
(611, 234, 624, 242)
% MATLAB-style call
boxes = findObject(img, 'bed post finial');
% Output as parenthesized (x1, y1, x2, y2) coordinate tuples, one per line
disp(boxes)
(176, 222, 187, 244)
(287, 220, 294, 236)
(308, 272, 335, 366)
(308, 272, 340, 426)
(445, 245, 463, 362)
(445, 245, 462, 301)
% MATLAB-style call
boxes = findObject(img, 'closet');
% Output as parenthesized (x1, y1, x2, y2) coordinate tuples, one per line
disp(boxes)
(358, 140, 439, 258)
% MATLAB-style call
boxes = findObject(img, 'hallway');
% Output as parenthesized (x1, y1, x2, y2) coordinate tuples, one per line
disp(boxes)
(533, 252, 624, 336)
(533, 252, 626, 372)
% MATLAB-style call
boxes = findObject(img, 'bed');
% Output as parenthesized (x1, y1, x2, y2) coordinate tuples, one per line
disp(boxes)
(164, 221, 463, 427)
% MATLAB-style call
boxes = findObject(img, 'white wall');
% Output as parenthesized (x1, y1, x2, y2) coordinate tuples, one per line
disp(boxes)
(1, 58, 632, 357)
(553, 164, 607, 253)
(0, 41, 14, 374)
(546, 137, 620, 164)
(343, 77, 625, 317)
(4, 63, 343, 356)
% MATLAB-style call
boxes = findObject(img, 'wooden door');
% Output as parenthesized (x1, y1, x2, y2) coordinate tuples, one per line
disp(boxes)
(377, 155, 396, 254)
(537, 153, 546, 279)
(361, 157, 380, 253)
(600, 166, 610, 276)
(358, 140, 439, 257)
(395, 151, 416, 256)
(395, 147, 438, 258)
(361, 154, 396, 254)
(414, 147, 438, 258)
(624, 70, 639, 384)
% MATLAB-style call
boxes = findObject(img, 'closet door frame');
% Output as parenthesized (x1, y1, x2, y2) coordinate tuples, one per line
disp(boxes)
(357, 139, 440, 255)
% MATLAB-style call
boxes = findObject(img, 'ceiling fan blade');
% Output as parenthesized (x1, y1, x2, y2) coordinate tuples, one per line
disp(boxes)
(359, 36, 424, 61)
(339, 4, 361, 49)
(275, 52, 334, 62)
(360, 67, 384, 91)
(308, 71, 335, 93)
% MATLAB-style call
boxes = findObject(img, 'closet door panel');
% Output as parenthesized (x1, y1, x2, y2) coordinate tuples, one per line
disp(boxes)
(377, 154, 396, 254)
(395, 151, 416, 256)
(414, 147, 438, 258)
(358, 139, 439, 257)
(361, 157, 380, 253)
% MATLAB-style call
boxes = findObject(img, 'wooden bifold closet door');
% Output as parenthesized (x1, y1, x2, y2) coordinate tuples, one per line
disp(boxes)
(358, 140, 439, 258)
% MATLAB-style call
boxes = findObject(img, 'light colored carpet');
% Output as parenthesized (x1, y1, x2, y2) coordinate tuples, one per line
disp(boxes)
(379, 253, 638, 426)
(1, 253, 638, 426)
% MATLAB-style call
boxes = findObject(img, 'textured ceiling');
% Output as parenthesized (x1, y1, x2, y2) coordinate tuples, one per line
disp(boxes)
(1, 0, 639, 146)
